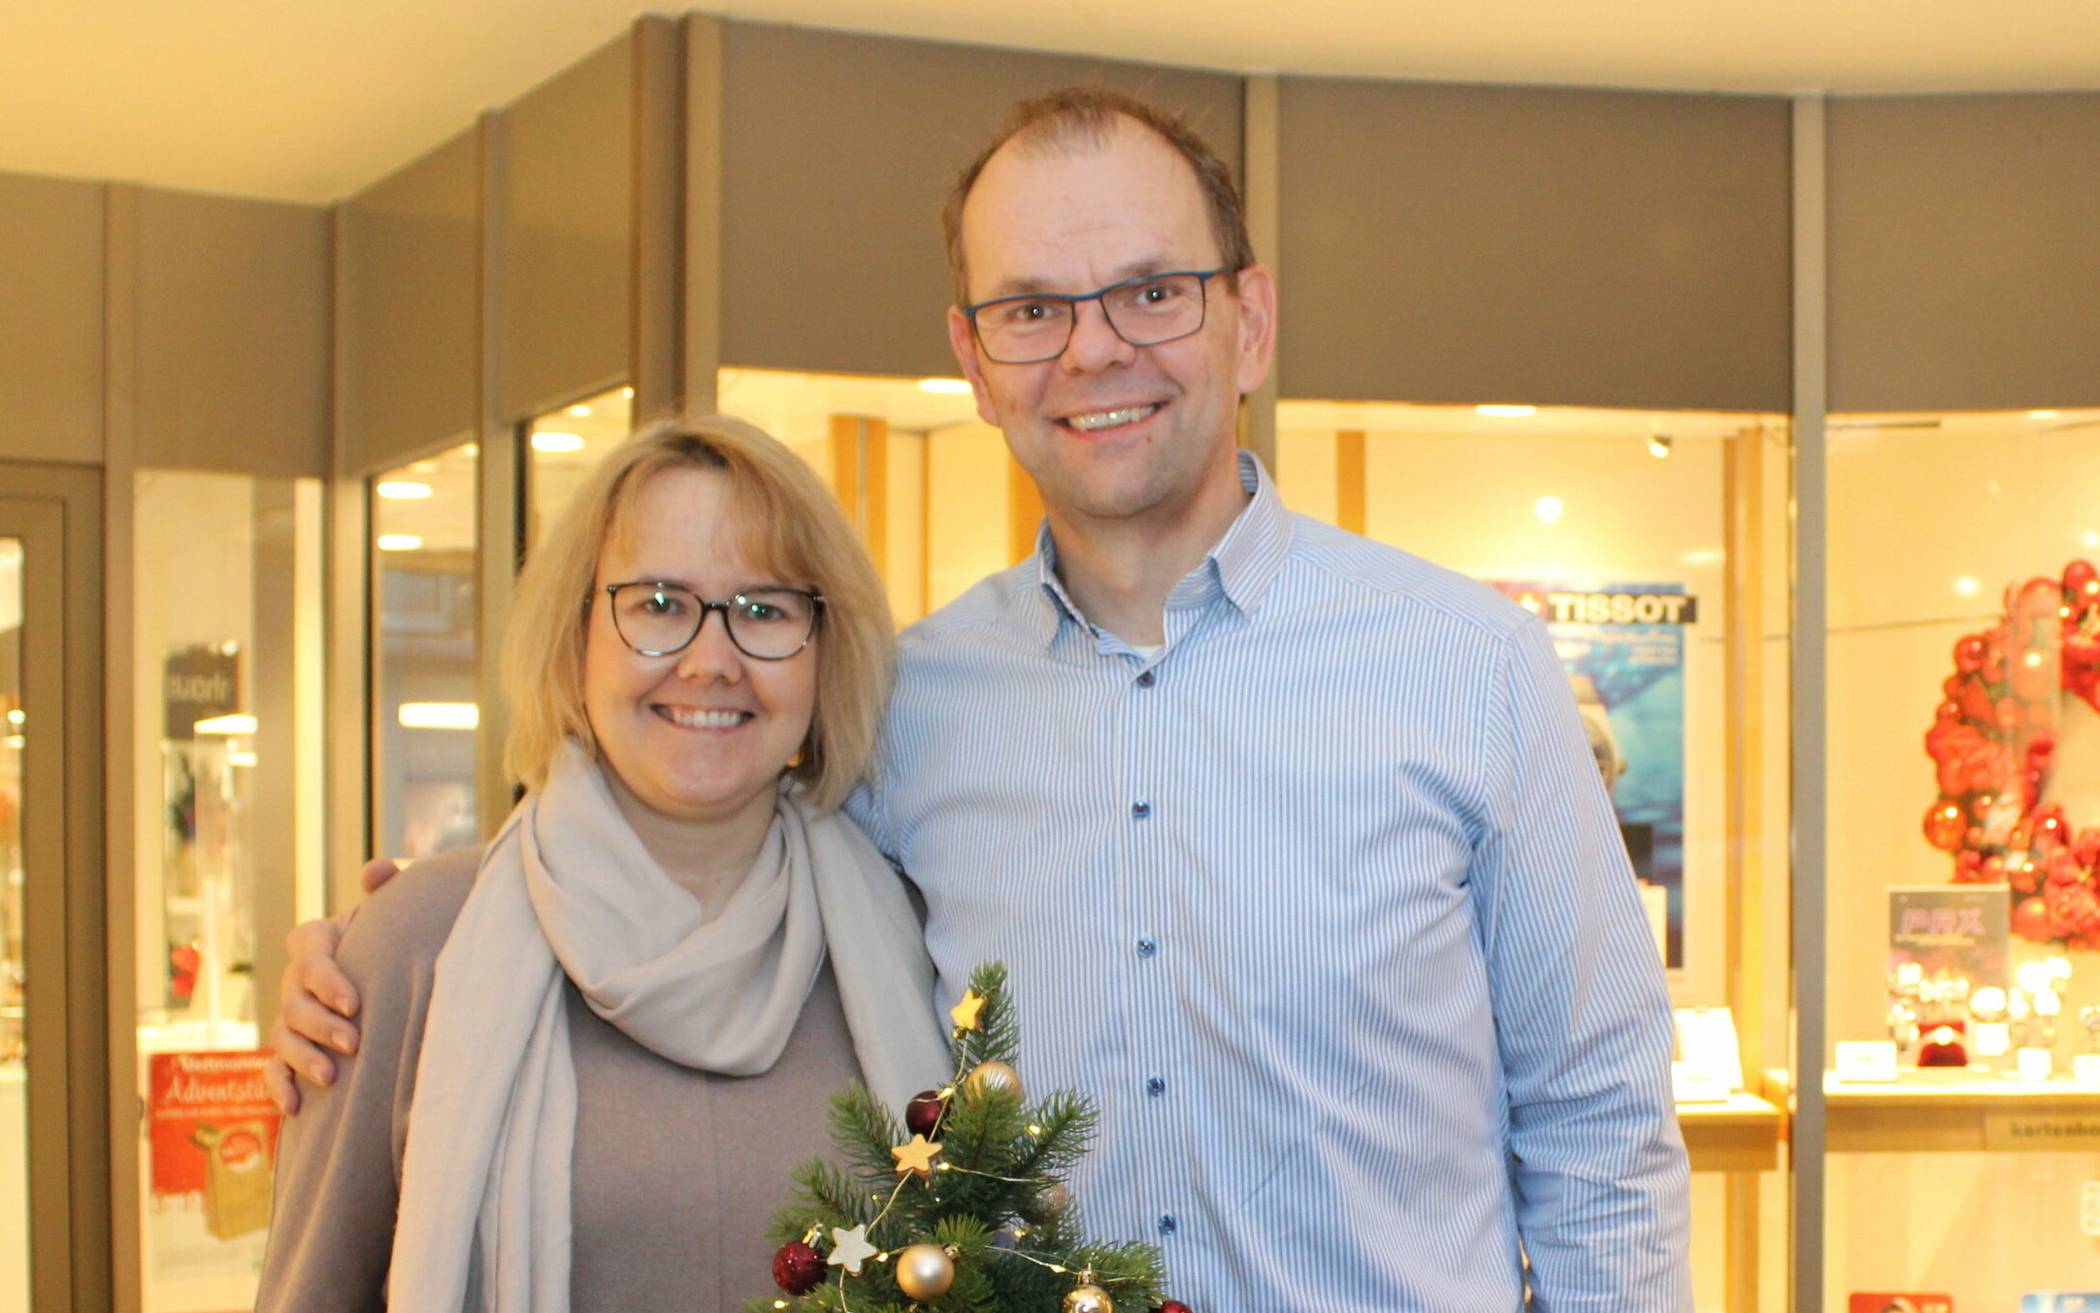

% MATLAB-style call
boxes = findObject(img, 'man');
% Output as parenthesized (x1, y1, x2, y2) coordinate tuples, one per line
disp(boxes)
(273, 87, 1690, 1309)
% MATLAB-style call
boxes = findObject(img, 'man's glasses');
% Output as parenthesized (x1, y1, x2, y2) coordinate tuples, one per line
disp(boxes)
(962, 268, 1231, 365)
(602, 582, 824, 661)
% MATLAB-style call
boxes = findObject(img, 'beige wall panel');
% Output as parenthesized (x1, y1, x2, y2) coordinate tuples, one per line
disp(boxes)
(719, 23, 1243, 379)
(340, 128, 479, 475)
(1277, 79, 1791, 411)
(1827, 93, 2100, 412)
(133, 188, 331, 476)
(0, 173, 105, 463)
(502, 30, 633, 421)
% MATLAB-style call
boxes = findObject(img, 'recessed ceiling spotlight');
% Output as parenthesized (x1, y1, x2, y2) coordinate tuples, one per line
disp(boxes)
(1954, 575, 1981, 597)
(1477, 404, 1536, 419)
(1647, 434, 1674, 459)
(1534, 496, 1565, 525)
(375, 480, 433, 500)
(377, 534, 424, 552)
(621, 386, 636, 401)
(567, 404, 593, 417)
(532, 431, 587, 454)
(2029, 409, 2061, 420)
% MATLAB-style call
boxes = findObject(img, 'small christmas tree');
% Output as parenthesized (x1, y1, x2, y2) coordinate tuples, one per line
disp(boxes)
(750, 963, 1188, 1313)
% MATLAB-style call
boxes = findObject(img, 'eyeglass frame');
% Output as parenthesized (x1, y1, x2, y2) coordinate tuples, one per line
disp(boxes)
(960, 266, 1235, 365)
(598, 580, 826, 661)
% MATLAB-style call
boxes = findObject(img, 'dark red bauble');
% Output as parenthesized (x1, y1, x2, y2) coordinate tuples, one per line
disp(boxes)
(1156, 1303, 1194, 1313)
(905, 1089, 948, 1137)
(773, 1241, 825, 1295)
(2065, 559, 2099, 601)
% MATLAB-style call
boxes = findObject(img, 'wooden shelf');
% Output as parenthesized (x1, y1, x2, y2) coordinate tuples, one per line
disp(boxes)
(1822, 1071, 2100, 1152)
(1679, 1093, 1784, 1172)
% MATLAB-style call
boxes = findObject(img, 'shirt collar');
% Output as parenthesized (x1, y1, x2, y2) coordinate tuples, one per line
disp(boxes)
(1027, 449, 1295, 648)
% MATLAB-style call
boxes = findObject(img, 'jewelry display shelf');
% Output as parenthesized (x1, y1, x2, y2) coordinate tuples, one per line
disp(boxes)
(1821, 1070, 2100, 1152)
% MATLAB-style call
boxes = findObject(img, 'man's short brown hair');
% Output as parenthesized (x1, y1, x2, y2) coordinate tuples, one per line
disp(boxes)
(940, 86, 1256, 306)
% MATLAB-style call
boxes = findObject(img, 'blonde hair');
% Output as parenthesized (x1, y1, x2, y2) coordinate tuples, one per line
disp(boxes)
(501, 414, 893, 811)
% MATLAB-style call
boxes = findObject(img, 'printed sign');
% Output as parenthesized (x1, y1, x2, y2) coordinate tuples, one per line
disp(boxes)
(1889, 885, 2010, 995)
(149, 1050, 278, 1235)
(1494, 581, 1691, 969)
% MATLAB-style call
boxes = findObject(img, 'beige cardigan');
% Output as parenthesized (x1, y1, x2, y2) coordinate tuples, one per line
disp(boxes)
(255, 848, 861, 1313)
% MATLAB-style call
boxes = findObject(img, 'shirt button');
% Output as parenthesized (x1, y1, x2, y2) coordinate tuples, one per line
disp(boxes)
(1146, 1076, 1166, 1097)
(1131, 800, 1151, 820)
(1136, 936, 1157, 957)
(1157, 1214, 1178, 1236)
(1136, 669, 1156, 687)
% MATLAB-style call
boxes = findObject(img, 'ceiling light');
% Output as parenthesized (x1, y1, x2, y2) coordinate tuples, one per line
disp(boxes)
(377, 534, 424, 551)
(5, 708, 21, 727)
(399, 701, 480, 730)
(193, 713, 258, 736)
(375, 480, 433, 500)
(2029, 409, 2061, 420)
(567, 403, 593, 417)
(461, 442, 479, 458)
(531, 431, 586, 454)
(1534, 496, 1565, 525)
(1647, 434, 1674, 459)
(621, 386, 636, 400)
(1477, 404, 1536, 419)
(918, 378, 973, 396)
(1954, 575, 1981, 597)
(2084, 530, 2099, 549)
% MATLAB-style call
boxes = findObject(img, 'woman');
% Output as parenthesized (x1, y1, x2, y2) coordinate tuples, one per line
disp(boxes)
(257, 417, 950, 1312)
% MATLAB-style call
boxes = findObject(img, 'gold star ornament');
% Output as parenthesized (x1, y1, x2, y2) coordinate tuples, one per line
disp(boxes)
(891, 1133, 943, 1180)
(949, 987, 986, 1033)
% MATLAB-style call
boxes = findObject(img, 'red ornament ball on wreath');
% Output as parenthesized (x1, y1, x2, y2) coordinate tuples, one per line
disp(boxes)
(772, 1240, 825, 1296)
(1922, 560, 2100, 945)
(905, 1089, 948, 1138)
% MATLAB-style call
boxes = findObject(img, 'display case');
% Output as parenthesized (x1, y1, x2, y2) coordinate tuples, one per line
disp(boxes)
(1820, 406, 2100, 1308)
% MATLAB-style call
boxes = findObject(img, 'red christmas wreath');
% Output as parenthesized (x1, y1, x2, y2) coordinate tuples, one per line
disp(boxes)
(1923, 559, 2100, 945)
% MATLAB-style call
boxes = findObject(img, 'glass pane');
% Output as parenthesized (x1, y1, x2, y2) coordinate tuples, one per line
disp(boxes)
(716, 366, 1008, 628)
(130, 473, 325, 1312)
(1825, 406, 2100, 1307)
(372, 442, 479, 862)
(524, 384, 634, 548)
(1277, 398, 1795, 1312)
(1, 537, 25, 1313)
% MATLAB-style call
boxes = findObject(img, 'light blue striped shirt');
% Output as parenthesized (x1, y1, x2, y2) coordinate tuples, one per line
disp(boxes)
(852, 451, 1690, 1311)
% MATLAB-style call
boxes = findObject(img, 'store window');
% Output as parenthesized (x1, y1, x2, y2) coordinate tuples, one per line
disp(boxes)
(130, 471, 325, 1313)
(370, 443, 478, 862)
(1275, 398, 1794, 1311)
(1823, 406, 2100, 1307)
(717, 367, 1018, 628)
(523, 383, 635, 547)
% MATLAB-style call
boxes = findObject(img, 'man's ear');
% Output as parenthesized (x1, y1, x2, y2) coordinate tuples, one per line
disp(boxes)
(1230, 263, 1278, 396)
(946, 305, 999, 428)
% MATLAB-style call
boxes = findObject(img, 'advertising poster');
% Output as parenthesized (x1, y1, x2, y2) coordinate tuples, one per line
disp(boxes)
(1493, 582, 1692, 969)
(146, 1050, 279, 1285)
(1888, 886, 2011, 994)
(1849, 1296, 1953, 1313)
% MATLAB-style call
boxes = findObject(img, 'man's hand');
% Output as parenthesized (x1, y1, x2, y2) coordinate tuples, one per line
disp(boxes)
(264, 857, 401, 1114)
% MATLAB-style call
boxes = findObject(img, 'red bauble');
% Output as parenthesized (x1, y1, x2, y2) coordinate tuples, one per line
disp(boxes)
(2065, 559, 2099, 600)
(2012, 894, 2055, 944)
(1954, 634, 1987, 675)
(1156, 1303, 1194, 1313)
(1922, 800, 1967, 852)
(905, 1089, 948, 1138)
(773, 1241, 825, 1295)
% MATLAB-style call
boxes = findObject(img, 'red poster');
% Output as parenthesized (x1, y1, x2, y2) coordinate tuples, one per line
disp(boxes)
(1850, 1297, 1953, 1313)
(147, 1050, 279, 1240)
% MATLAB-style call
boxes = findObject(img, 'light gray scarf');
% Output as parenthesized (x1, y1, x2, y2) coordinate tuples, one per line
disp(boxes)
(388, 740, 949, 1312)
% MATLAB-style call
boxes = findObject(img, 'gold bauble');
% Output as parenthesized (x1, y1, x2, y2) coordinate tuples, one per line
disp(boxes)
(1037, 1181, 1071, 1216)
(1062, 1284, 1114, 1313)
(965, 1059, 1024, 1103)
(894, 1243, 956, 1300)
